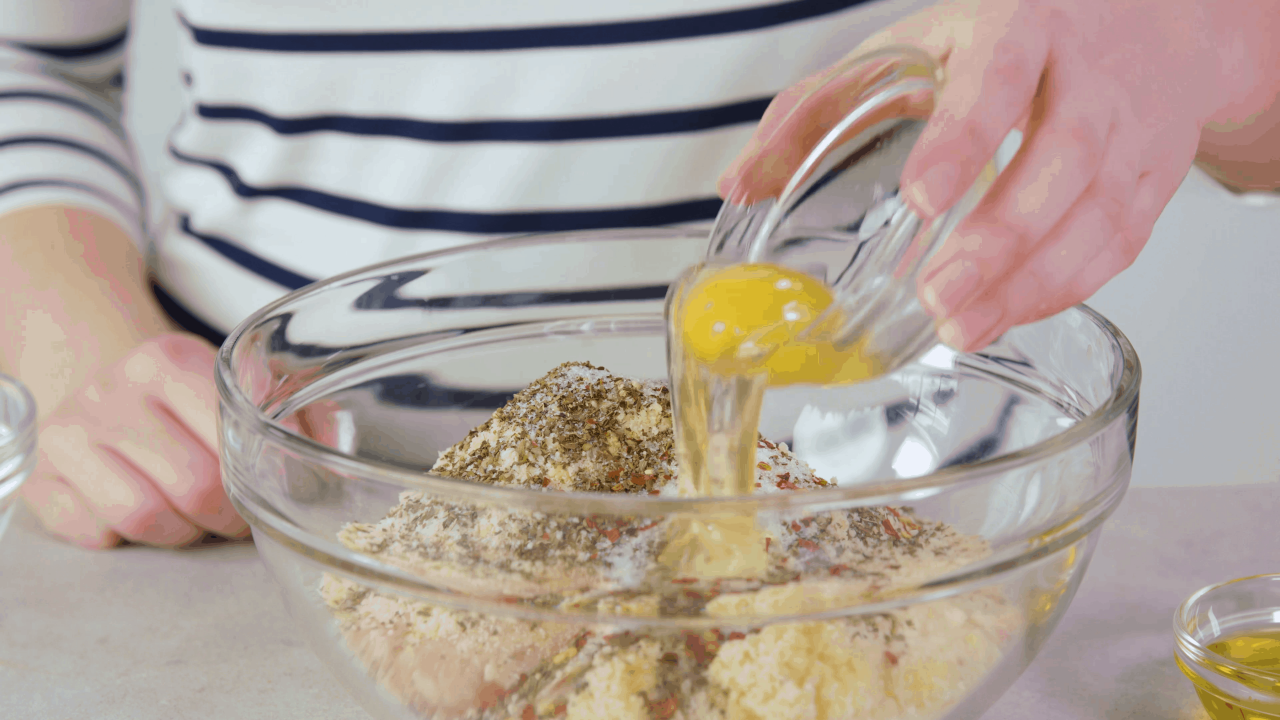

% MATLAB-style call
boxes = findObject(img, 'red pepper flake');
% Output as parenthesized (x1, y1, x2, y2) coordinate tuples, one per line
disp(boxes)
(585, 518, 598, 530)
(885, 650, 900, 666)
(777, 480, 799, 491)
(649, 490, 661, 496)
(540, 477, 551, 487)
(522, 705, 536, 720)
(790, 521, 803, 532)
(553, 702, 567, 716)
(797, 538, 819, 551)
(882, 518, 901, 540)
(755, 483, 761, 489)
(575, 633, 591, 649)
(607, 468, 622, 480)
(727, 632, 747, 641)
(589, 552, 598, 560)
(778, 472, 790, 481)
(586, 419, 597, 425)
(763, 438, 776, 449)
(757, 462, 771, 471)
(603, 528, 621, 543)
(764, 537, 772, 552)
(887, 507, 902, 519)
(684, 633, 714, 665)
(711, 629, 725, 642)
(671, 577, 698, 584)
(650, 696, 679, 720)
(541, 533, 550, 540)
(683, 590, 703, 601)
(829, 564, 848, 576)
(630, 474, 648, 487)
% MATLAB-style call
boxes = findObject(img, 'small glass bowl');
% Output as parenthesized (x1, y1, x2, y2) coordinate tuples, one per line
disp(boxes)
(1174, 574, 1280, 720)
(0, 373, 37, 542)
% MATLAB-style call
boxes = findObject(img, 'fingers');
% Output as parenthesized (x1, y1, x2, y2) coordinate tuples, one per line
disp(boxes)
(27, 332, 246, 548)
(124, 334, 222, 453)
(39, 419, 204, 547)
(19, 472, 120, 549)
(718, 55, 931, 203)
(716, 0, 983, 201)
(900, 4, 1048, 218)
(102, 398, 248, 538)
(931, 157, 1188, 352)
(919, 58, 1116, 315)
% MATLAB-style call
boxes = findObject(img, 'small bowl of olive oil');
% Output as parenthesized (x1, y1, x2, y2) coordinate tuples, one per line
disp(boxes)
(1175, 574, 1280, 720)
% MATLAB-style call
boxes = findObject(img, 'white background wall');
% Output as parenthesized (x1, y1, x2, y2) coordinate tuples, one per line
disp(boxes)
(123, 0, 1280, 489)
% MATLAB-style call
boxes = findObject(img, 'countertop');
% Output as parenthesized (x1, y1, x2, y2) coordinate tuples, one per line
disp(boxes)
(1, 482, 1276, 719)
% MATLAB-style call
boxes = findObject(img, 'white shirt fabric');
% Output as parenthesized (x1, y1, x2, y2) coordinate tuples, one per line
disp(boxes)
(0, 0, 931, 335)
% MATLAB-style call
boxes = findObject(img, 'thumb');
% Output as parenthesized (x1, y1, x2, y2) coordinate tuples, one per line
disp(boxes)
(717, 5, 967, 203)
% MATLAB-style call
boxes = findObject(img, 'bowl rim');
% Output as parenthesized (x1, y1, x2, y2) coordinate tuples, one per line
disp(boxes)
(216, 227, 1141, 513)
(1173, 573, 1280, 683)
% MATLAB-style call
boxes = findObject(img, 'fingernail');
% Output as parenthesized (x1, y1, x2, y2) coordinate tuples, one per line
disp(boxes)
(905, 162, 960, 218)
(920, 259, 983, 318)
(936, 305, 1004, 353)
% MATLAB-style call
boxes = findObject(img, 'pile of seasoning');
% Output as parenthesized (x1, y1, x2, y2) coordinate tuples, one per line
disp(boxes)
(322, 363, 1020, 720)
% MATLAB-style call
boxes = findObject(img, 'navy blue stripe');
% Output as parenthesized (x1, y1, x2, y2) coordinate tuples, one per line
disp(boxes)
(0, 178, 135, 218)
(178, 215, 316, 290)
(168, 145, 721, 233)
(180, 0, 867, 52)
(0, 136, 141, 202)
(0, 90, 119, 130)
(16, 28, 128, 59)
(151, 282, 228, 348)
(196, 97, 772, 142)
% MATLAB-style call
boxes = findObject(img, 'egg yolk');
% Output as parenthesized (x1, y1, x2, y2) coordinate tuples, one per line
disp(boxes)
(677, 263, 878, 385)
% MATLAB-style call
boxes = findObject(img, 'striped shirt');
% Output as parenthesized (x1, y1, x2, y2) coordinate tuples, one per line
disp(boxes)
(1, 0, 929, 336)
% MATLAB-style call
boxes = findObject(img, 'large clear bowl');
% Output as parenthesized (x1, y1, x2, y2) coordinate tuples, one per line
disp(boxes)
(217, 228, 1139, 720)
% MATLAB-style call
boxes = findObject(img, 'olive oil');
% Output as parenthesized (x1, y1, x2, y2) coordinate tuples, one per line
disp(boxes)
(1179, 628, 1280, 720)
(661, 263, 881, 579)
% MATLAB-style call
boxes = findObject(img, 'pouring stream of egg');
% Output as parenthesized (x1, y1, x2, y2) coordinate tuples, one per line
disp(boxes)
(660, 262, 883, 579)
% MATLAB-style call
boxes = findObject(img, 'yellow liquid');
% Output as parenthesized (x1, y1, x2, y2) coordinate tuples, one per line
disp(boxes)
(1178, 629, 1280, 720)
(660, 263, 881, 579)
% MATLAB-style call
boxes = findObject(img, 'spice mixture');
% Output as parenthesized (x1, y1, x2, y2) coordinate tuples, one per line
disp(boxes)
(321, 362, 1019, 720)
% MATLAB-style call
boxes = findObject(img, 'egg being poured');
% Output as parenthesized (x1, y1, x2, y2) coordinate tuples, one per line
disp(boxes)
(661, 262, 883, 579)
(676, 263, 879, 385)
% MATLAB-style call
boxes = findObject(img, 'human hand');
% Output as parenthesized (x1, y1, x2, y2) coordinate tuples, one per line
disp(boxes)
(20, 333, 248, 548)
(719, 0, 1280, 351)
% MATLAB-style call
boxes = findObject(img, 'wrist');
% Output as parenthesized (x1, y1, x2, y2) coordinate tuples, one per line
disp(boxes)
(0, 205, 172, 416)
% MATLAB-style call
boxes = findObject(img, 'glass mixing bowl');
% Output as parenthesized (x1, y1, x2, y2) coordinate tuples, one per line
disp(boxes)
(217, 228, 1139, 720)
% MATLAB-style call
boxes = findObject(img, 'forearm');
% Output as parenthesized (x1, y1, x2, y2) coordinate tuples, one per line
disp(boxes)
(1197, 93, 1280, 193)
(1197, 0, 1280, 193)
(0, 205, 174, 417)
